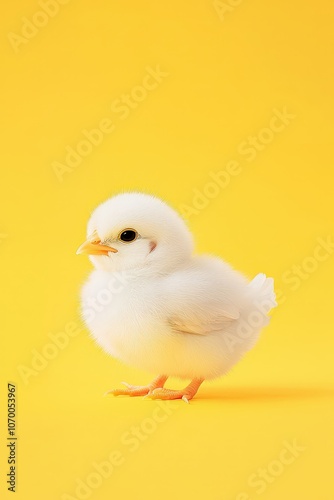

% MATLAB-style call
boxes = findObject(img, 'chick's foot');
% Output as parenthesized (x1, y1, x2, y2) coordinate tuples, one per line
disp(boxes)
(146, 378, 204, 403)
(105, 375, 168, 397)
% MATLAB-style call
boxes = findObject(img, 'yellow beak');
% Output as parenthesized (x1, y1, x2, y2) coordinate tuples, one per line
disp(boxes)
(76, 230, 118, 256)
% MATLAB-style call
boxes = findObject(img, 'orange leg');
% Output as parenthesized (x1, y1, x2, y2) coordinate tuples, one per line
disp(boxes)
(146, 378, 204, 403)
(105, 375, 168, 397)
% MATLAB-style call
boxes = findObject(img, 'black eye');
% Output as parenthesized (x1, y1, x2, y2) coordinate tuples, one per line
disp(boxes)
(119, 229, 137, 242)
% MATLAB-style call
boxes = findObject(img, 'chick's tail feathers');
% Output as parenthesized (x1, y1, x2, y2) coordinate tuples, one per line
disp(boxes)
(248, 273, 277, 314)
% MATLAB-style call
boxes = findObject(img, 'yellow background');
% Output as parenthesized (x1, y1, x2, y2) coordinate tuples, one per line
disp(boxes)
(1, 1, 334, 499)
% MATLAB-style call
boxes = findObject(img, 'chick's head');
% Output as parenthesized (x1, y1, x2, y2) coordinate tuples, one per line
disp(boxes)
(77, 192, 194, 273)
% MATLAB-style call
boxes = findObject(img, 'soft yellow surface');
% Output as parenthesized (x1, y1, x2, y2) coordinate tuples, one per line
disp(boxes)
(1, 1, 334, 499)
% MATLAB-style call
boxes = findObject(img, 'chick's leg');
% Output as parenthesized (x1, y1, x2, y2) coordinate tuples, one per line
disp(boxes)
(147, 378, 204, 403)
(105, 375, 168, 397)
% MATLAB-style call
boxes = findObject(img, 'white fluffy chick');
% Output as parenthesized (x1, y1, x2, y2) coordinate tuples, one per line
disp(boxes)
(77, 192, 276, 402)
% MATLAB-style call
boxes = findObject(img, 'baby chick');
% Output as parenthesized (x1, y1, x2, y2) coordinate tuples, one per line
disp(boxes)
(77, 193, 276, 402)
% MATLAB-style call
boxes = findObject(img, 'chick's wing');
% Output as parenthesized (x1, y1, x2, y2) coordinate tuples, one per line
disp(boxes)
(163, 261, 241, 336)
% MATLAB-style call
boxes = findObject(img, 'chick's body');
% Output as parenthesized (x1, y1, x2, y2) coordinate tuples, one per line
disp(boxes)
(82, 256, 272, 381)
(78, 192, 276, 400)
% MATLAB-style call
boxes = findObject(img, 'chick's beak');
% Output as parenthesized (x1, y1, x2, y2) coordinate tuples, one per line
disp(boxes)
(76, 230, 118, 256)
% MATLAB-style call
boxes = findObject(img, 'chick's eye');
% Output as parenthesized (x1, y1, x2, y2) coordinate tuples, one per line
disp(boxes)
(119, 229, 137, 242)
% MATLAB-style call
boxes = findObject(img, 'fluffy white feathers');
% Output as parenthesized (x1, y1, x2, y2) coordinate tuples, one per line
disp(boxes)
(79, 193, 276, 381)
